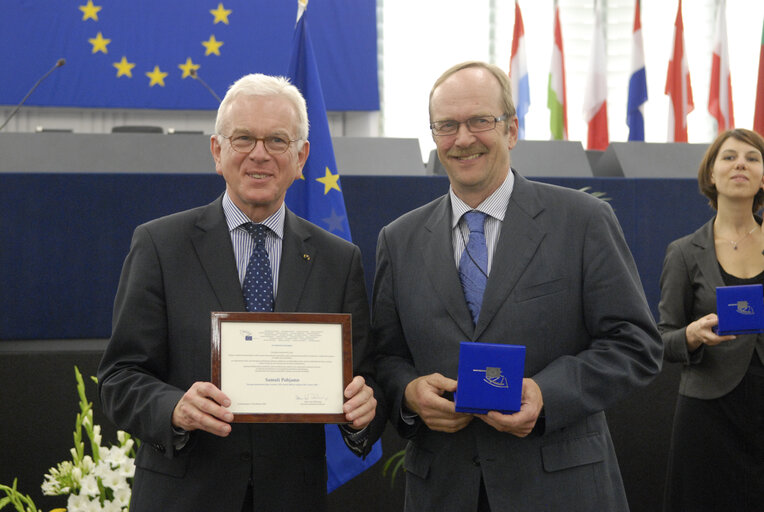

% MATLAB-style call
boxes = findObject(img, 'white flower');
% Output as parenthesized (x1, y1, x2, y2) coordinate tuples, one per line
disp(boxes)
(113, 486, 132, 507)
(104, 499, 127, 512)
(71, 466, 83, 485)
(100, 446, 127, 467)
(81, 455, 95, 473)
(119, 458, 135, 479)
(97, 467, 123, 490)
(36, 369, 137, 511)
(67, 492, 93, 511)
(79, 473, 100, 498)
(121, 438, 134, 453)
(92, 425, 102, 446)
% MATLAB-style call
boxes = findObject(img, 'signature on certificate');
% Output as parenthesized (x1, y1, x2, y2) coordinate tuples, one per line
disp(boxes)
(295, 392, 329, 404)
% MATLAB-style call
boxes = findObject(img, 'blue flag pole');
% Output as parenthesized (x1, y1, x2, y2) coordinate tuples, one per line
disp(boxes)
(286, 5, 383, 493)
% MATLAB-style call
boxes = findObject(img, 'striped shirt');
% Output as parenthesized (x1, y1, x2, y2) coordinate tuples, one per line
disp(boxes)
(222, 192, 284, 297)
(450, 169, 515, 275)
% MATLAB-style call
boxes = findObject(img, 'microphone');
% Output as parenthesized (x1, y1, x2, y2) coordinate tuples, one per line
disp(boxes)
(189, 68, 222, 104)
(0, 58, 66, 132)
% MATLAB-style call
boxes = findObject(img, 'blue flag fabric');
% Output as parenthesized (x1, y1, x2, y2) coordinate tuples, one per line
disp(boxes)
(0, 1, 378, 111)
(627, 0, 648, 141)
(286, 9, 382, 493)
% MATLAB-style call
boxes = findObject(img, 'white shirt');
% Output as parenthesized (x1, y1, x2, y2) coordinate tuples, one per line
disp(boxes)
(449, 169, 515, 275)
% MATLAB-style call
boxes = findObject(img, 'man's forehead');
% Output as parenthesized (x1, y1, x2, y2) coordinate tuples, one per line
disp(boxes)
(431, 69, 502, 117)
(431, 92, 502, 120)
(225, 94, 298, 131)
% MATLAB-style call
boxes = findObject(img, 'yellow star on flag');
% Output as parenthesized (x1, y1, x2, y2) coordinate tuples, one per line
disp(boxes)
(146, 66, 169, 87)
(113, 57, 135, 78)
(178, 58, 200, 79)
(210, 3, 232, 24)
(88, 32, 111, 54)
(79, 0, 102, 21)
(316, 167, 342, 194)
(202, 35, 224, 56)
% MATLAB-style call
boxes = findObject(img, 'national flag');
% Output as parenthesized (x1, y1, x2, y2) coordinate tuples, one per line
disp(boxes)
(583, 1, 609, 150)
(286, 1, 382, 493)
(509, 1, 530, 139)
(665, 0, 694, 142)
(753, 19, 764, 136)
(548, 0, 568, 141)
(627, 0, 648, 141)
(0, 1, 378, 111)
(708, 0, 734, 133)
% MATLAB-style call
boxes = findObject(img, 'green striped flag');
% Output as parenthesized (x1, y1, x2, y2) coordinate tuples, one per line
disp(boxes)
(548, 1, 567, 140)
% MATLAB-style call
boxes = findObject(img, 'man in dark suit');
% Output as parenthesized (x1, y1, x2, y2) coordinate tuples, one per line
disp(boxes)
(98, 73, 384, 512)
(372, 61, 663, 511)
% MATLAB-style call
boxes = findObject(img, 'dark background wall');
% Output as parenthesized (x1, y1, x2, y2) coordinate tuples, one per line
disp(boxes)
(1, 172, 710, 511)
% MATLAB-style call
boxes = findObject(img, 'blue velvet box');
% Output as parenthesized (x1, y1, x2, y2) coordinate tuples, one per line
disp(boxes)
(716, 284, 764, 335)
(454, 342, 525, 414)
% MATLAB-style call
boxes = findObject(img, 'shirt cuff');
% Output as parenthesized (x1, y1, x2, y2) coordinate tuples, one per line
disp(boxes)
(172, 426, 190, 451)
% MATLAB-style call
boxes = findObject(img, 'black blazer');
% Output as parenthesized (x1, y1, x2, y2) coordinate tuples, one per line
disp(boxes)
(659, 217, 764, 399)
(98, 196, 385, 512)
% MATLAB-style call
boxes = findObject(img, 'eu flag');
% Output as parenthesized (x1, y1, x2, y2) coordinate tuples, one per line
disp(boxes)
(286, 6, 382, 493)
(0, 1, 378, 111)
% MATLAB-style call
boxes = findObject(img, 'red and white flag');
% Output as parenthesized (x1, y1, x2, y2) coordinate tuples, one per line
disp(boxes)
(708, 0, 734, 133)
(583, 1, 608, 150)
(754, 18, 764, 137)
(665, 0, 694, 142)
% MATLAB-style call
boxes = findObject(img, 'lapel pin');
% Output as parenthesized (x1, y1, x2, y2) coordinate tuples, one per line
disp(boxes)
(303, 254, 311, 261)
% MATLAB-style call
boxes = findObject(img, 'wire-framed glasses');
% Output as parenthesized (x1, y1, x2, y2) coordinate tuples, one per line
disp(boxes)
(221, 133, 300, 154)
(430, 114, 508, 136)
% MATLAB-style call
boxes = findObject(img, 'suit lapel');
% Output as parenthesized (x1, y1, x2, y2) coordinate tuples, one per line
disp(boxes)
(274, 209, 313, 312)
(690, 217, 724, 288)
(475, 173, 546, 339)
(422, 196, 475, 338)
(191, 197, 246, 311)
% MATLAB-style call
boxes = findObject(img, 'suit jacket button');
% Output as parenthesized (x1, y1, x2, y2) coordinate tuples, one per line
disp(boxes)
(472, 456, 480, 466)
(240, 452, 252, 462)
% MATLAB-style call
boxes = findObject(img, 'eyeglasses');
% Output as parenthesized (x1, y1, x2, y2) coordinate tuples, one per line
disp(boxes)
(430, 114, 508, 136)
(221, 133, 300, 154)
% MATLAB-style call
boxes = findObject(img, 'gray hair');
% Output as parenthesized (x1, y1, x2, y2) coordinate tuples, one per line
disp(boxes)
(214, 74, 309, 143)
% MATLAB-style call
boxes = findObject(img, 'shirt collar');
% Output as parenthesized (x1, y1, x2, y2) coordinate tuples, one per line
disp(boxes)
(222, 192, 285, 239)
(449, 168, 515, 228)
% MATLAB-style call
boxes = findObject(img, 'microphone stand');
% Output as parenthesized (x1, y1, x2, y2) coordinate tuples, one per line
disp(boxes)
(0, 59, 66, 132)
(189, 69, 221, 104)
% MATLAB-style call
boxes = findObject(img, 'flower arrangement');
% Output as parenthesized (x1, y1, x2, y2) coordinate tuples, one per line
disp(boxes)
(0, 367, 137, 512)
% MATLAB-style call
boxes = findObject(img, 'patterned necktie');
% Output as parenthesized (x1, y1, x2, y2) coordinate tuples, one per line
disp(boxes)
(459, 211, 488, 324)
(242, 223, 274, 312)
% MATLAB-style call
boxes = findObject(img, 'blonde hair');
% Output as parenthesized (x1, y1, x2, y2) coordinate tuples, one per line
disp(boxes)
(429, 61, 516, 124)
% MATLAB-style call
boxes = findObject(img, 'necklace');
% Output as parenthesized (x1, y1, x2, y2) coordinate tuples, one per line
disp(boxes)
(719, 226, 757, 250)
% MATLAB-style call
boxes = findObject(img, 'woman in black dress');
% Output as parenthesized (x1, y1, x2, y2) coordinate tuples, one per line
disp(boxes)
(659, 128, 764, 512)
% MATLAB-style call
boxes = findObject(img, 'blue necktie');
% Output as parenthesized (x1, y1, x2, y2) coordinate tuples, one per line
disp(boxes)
(459, 211, 488, 324)
(242, 223, 274, 312)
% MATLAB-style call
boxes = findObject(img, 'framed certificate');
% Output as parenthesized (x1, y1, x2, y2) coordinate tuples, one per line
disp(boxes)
(211, 312, 352, 423)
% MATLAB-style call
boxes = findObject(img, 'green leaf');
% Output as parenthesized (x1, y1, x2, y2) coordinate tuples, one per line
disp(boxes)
(381, 449, 406, 488)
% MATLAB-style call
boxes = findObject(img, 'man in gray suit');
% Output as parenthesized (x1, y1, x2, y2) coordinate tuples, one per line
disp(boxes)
(372, 61, 662, 511)
(98, 74, 384, 512)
